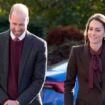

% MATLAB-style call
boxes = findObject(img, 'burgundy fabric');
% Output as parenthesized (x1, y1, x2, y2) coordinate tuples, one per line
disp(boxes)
(88, 45, 102, 88)
(7, 38, 24, 99)
(14, 37, 20, 41)
(44, 81, 64, 93)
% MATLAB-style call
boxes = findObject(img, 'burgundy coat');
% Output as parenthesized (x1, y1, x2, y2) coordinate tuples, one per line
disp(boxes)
(64, 43, 105, 105)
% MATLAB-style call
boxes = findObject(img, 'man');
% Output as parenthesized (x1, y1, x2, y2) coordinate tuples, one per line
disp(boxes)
(0, 3, 47, 105)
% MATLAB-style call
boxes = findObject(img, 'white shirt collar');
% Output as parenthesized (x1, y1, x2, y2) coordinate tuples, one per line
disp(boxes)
(10, 31, 26, 41)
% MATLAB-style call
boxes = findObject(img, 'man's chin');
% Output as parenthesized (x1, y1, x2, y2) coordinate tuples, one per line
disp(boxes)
(14, 33, 21, 37)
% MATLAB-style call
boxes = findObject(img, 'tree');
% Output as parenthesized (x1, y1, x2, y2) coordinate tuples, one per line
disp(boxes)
(0, 0, 105, 36)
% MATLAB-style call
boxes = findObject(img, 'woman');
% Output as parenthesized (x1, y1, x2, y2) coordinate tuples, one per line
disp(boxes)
(64, 13, 105, 105)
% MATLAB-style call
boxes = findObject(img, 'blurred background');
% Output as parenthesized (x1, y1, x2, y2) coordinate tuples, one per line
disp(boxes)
(0, 0, 105, 65)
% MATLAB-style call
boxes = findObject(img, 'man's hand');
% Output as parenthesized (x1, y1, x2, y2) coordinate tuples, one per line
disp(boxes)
(3, 100, 19, 105)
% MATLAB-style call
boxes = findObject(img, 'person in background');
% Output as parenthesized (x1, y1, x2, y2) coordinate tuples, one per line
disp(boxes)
(0, 3, 47, 105)
(64, 13, 105, 105)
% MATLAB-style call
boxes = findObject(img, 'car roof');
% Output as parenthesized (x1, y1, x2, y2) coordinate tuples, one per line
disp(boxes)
(46, 60, 68, 81)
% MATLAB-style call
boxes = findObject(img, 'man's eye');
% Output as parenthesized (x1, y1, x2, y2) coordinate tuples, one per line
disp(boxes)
(13, 23, 16, 25)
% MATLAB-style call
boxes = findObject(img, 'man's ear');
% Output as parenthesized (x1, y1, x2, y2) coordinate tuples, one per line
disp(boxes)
(27, 17, 29, 25)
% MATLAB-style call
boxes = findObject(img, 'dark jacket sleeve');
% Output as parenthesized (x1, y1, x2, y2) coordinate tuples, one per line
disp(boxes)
(64, 47, 77, 105)
(0, 88, 9, 104)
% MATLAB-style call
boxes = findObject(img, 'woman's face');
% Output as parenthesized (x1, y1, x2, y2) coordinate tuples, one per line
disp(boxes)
(88, 19, 105, 45)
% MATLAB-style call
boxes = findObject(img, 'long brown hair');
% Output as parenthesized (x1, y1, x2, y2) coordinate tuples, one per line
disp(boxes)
(84, 13, 105, 43)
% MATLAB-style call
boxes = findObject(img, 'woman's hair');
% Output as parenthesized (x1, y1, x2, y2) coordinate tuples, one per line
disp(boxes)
(84, 13, 105, 43)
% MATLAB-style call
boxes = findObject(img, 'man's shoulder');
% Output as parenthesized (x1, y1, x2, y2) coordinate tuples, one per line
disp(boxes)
(27, 31, 46, 45)
(0, 30, 9, 34)
(0, 30, 9, 36)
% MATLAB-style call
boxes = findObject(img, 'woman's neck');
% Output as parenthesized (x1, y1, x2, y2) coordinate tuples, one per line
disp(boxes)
(89, 42, 102, 52)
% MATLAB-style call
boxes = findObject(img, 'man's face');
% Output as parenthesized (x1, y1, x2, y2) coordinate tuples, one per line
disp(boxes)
(9, 11, 29, 37)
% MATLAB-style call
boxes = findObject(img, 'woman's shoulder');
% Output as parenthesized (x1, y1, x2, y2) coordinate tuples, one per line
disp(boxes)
(72, 44, 87, 50)
(71, 44, 88, 57)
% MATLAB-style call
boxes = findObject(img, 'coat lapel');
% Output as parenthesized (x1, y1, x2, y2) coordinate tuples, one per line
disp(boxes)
(82, 44, 90, 77)
(18, 32, 33, 85)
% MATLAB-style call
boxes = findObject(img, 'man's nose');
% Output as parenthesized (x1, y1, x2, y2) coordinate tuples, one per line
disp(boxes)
(15, 26, 20, 31)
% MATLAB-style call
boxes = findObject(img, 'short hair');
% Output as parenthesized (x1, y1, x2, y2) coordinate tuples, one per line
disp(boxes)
(9, 3, 29, 18)
(84, 13, 105, 43)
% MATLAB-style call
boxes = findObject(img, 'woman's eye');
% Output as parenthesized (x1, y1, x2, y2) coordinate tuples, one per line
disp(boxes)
(96, 29, 100, 32)
(88, 28, 93, 31)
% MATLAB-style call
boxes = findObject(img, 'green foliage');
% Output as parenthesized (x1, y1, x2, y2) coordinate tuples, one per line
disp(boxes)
(0, 0, 105, 36)
(0, 16, 9, 32)
(28, 22, 43, 37)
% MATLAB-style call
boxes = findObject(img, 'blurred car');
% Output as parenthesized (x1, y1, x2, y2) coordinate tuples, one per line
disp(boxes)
(41, 60, 78, 105)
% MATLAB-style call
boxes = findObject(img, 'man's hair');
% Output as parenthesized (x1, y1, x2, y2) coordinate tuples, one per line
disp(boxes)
(9, 3, 29, 18)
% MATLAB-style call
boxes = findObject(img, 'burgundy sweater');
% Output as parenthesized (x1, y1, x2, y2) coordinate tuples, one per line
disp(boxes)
(7, 38, 24, 99)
